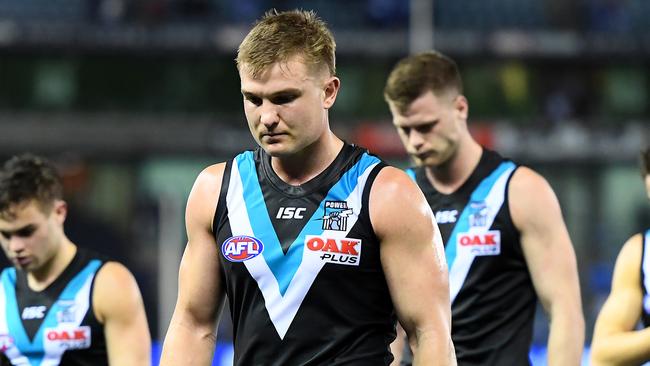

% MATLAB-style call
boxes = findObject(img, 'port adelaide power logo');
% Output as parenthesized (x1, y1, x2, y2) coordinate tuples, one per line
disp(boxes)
(305, 200, 362, 266)
(320, 201, 353, 231)
(457, 201, 501, 256)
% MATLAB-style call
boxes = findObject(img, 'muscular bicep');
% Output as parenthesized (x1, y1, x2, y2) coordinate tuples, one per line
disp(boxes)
(93, 262, 151, 365)
(176, 231, 223, 324)
(160, 163, 226, 365)
(510, 167, 581, 311)
(177, 164, 227, 325)
(371, 167, 450, 334)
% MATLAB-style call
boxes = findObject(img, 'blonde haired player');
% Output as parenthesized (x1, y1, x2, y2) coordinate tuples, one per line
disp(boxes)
(161, 9, 455, 366)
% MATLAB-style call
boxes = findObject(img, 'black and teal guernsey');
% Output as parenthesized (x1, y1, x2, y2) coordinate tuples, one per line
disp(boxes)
(213, 143, 396, 365)
(405, 149, 536, 366)
(640, 229, 650, 327)
(0, 248, 108, 366)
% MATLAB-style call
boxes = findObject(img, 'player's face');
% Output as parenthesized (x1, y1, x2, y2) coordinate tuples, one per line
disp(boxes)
(389, 90, 468, 167)
(240, 56, 340, 157)
(0, 200, 66, 273)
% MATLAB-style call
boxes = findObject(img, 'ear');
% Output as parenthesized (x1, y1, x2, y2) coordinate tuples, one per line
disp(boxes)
(52, 200, 68, 225)
(322, 76, 341, 109)
(454, 95, 469, 121)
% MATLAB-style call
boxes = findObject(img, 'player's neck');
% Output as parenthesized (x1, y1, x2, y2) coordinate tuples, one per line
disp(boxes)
(271, 132, 344, 186)
(27, 239, 77, 292)
(425, 137, 482, 194)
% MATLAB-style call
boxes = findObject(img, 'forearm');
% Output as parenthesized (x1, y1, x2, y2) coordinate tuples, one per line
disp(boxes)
(160, 316, 217, 366)
(546, 306, 584, 366)
(410, 330, 456, 366)
(591, 327, 650, 365)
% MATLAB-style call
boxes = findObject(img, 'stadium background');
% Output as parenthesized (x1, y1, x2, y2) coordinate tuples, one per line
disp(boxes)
(0, 0, 649, 364)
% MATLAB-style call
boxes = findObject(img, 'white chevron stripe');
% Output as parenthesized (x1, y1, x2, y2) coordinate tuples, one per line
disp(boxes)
(41, 273, 96, 366)
(226, 160, 378, 339)
(449, 166, 515, 303)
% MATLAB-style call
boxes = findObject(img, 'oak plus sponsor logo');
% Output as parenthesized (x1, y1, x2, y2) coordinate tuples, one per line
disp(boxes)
(44, 326, 91, 350)
(457, 230, 501, 256)
(435, 210, 458, 224)
(0, 334, 14, 352)
(21, 305, 47, 320)
(305, 235, 361, 266)
(222, 235, 264, 262)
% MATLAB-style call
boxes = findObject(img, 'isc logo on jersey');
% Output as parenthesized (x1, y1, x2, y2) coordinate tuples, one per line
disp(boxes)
(435, 210, 458, 224)
(22, 305, 47, 319)
(457, 230, 501, 256)
(305, 235, 361, 266)
(44, 326, 91, 350)
(222, 235, 264, 262)
(276, 207, 306, 219)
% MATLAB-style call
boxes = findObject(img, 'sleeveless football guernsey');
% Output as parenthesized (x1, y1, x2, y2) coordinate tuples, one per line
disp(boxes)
(213, 144, 396, 365)
(405, 149, 536, 365)
(0, 248, 108, 366)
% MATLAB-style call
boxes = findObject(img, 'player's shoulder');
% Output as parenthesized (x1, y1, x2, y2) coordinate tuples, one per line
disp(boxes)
(508, 165, 557, 205)
(370, 166, 431, 216)
(506, 163, 566, 231)
(608, 233, 645, 291)
(95, 261, 134, 285)
(509, 165, 547, 189)
(617, 233, 644, 266)
(196, 162, 228, 184)
(189, 162, 229, 201)
(186, 161, 231, 228)
(192, 150, 256, 189)
(373, 165, 423, 196)
(92, 260, 141, 322)
(369, 166, 435, 238)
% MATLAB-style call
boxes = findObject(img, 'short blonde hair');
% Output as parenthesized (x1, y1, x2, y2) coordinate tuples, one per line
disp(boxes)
(236, 9, 336, 78)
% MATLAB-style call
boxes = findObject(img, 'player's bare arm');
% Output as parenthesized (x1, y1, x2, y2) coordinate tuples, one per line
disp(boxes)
(160, 163, 227, 366)
(93, 261, 151, 366)
(372, 166, 456, 366)
(389, 323, 407, 365)
(510, 167, 584, 366)
(591, 234, 650, 365)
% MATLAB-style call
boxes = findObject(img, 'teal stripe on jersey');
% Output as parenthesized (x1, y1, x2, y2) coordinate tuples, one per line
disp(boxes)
(235, 151, 381, 296)
(1, 260, 101, 366)
(445, 161, 516, 270)
(1, 269, 32, 356)
(405, 168, 416, 181)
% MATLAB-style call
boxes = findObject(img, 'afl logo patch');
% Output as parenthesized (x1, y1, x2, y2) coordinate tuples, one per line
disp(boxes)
(222, 235, 264, 262)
